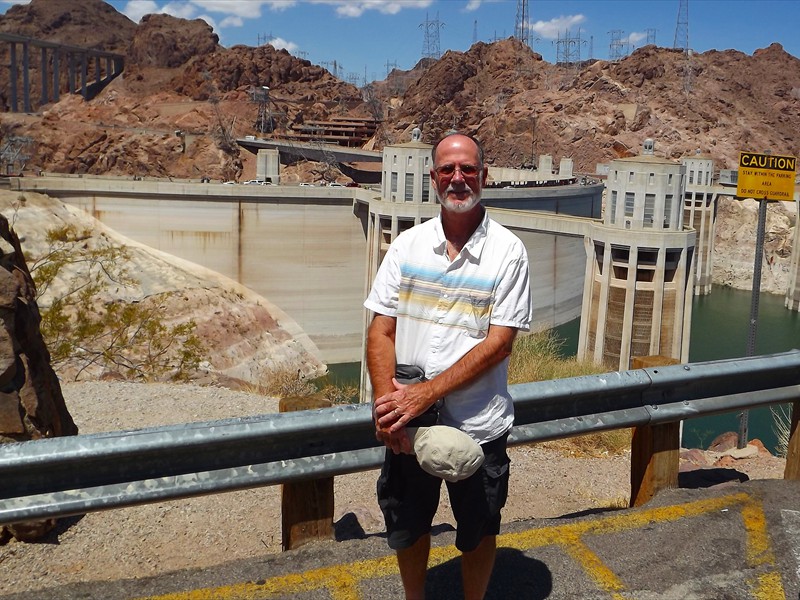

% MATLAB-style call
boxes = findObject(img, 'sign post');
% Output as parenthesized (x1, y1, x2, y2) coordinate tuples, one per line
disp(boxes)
(735, 151, 797, 449)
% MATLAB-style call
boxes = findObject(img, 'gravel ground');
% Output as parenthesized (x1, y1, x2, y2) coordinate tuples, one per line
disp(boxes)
(0, 381, 786, 596)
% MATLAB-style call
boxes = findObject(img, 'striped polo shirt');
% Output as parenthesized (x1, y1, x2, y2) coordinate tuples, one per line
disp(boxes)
(365, 210, 531, 443)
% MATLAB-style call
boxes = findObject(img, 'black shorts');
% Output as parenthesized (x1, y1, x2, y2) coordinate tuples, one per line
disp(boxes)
(376, 431, 510, 553)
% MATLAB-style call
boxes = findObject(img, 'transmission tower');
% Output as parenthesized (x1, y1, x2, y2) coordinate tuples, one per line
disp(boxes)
(673, 0, 692, 92)
(609, 29, 626, 62)
(646, 28, 657, 46)
(673, 0, 689, 51)
(385, 60, 398, 78)
(473, 19, 478, 45)
(257, 32, 274, 46)
(420, 12, 444, 60)
(514, 0, 531, 48)
(250, 86, 272, 135)
(321, 60, 343, 79)
(554, 29, 586, 65)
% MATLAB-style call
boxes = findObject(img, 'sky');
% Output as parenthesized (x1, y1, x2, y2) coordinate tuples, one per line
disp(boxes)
(3, 0, 799, 85)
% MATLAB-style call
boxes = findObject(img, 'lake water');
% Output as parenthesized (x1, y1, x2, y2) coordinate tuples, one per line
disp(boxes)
(325, 285, 799, 454)
(553, 285, 800, 453)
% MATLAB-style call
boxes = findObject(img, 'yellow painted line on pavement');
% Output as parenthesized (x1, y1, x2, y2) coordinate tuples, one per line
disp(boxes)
(558, 531, 627, 599)
(139, 492, 784, 600)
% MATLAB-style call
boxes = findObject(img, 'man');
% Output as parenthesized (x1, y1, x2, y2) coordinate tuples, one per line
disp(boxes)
(364, 132, 532, 599)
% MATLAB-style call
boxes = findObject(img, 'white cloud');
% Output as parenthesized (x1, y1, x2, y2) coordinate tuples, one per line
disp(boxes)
(219, 15, 244, 27)
(267, 36, 299, 53)
(122, 0, 161, 23)
(189, 0, 294, 18)
(627, 31, 647, 46)
(162, 1, 198, 19)
(531, 14, 586, 40)
(465, 0, 481, 11)
(309, 0, 433, 18)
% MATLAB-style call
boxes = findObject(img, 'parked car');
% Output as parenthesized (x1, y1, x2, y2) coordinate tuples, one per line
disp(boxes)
(299, 182, 315, 187)
(345, 182, 360, 188)
(244, 179, 270, 185)
(222, 181, 236, 185)
(327, 182, 344, 187)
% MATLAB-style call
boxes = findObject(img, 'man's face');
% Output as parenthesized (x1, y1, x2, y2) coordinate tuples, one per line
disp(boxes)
(431, 135, 486, 214)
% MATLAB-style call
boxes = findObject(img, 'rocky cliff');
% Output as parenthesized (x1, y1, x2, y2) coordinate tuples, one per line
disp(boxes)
(0, 0, 797, 294)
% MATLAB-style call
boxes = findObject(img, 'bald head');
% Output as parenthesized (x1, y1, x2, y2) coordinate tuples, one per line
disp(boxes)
(431, 133, 484, 168)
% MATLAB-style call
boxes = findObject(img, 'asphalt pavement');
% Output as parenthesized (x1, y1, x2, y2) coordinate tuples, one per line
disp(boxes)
(4, 479, 798, 600)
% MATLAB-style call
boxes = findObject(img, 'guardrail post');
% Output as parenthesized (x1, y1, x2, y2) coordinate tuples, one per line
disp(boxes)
(784, 401, 800, 481)
(629, 356, 680, 507)
(280, 394, 335, 551)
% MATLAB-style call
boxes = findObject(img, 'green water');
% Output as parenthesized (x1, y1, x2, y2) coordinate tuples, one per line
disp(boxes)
(328, 285, 799, 453)
(553, 285, 800, 453)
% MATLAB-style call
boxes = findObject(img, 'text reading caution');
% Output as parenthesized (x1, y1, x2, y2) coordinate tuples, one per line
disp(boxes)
(737, 152, 797, 201)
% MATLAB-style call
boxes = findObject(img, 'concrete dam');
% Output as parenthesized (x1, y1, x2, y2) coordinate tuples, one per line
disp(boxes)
(14, 175, 603, 365)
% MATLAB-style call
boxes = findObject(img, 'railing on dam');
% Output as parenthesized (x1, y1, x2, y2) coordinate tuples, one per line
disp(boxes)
(1, 350, 798, 531)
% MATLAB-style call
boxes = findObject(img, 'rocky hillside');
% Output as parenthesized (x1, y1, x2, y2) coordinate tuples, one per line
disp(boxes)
(1, 0, 798, 176)
(0, 0, 796, 294)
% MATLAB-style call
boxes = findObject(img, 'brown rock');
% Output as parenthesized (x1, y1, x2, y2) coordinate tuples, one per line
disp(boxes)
(748, 438, 773, 455)
(127, 13, 219, 69)
(0, 214, 77, 541)
(707, 431, 739, 452)
(679, 447, 711, 470)
(713, 455, 737, 468)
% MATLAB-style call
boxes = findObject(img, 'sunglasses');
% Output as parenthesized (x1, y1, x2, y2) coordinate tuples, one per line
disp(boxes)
(434, 164, 480, 177)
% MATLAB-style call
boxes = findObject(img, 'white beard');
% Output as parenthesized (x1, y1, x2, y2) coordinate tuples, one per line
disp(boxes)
(437, 178, 482, 213)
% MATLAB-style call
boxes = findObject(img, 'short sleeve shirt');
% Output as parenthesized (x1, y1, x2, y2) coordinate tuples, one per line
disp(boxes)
(364, 210, 531, 443)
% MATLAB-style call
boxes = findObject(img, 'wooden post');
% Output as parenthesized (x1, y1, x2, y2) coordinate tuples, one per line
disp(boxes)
(784, 401, 800, 481)
(630, 355, 681, 507)
(279, 394, 334, 551)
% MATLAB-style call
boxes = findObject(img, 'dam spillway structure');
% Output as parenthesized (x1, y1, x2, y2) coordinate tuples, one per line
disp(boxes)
(578, 139, 696, 370)
(681, 151, 718, 296)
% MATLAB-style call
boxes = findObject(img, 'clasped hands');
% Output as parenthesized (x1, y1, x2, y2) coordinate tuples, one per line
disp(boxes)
(373, 378, 432, 455)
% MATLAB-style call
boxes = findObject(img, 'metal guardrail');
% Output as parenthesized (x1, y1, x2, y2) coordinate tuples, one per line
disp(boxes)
(1, 350, 798, 526)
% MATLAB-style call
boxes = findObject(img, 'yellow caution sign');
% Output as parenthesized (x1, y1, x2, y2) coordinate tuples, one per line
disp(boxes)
(737, 151, 797, 201)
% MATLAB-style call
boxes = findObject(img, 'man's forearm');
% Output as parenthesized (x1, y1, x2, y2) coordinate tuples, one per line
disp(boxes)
(366, 315, 397, 399)
(423, 325, 517, 401)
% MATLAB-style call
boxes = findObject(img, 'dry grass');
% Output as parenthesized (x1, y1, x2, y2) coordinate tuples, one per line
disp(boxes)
(508, 329, 608, 383)
(508, 330, 631, 457)
(770, 403, 793, 458)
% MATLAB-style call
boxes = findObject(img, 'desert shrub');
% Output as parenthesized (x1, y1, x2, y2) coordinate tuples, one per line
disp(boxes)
(260, 366, 318, 398)
(29, 224, 204, 381)
(258, 366, 358, 405)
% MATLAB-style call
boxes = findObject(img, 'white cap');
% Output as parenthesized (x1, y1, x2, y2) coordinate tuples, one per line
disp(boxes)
(409, 425, 485, 482)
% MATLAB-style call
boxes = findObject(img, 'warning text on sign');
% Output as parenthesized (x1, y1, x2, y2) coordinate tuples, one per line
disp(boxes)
(737, 152, 797, 201)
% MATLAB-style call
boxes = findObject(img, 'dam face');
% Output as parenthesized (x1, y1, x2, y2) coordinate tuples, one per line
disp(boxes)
(17, 177, 601, 364)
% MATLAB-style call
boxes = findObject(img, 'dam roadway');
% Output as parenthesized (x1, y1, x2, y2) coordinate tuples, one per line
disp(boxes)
(5, 480, 799, 599)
